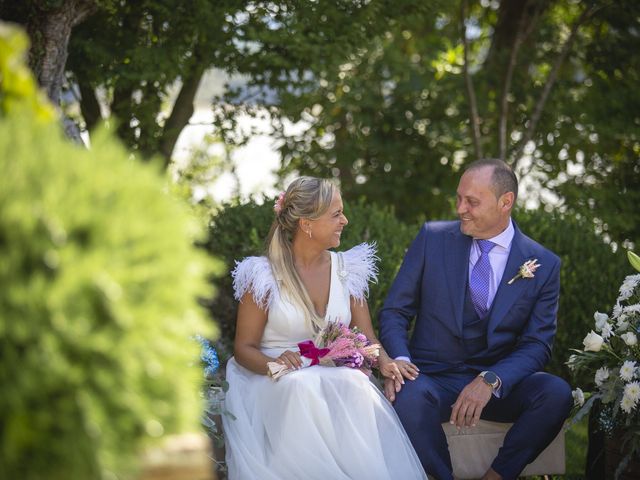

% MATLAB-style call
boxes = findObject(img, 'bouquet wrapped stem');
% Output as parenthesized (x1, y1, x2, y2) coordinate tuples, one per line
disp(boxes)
(267, 322, 380, 381)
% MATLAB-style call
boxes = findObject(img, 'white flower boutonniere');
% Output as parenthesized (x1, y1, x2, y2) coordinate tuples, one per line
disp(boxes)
(507, 259, 541, 285)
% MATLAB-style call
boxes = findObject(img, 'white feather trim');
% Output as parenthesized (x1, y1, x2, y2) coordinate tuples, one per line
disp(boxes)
(340, 242, 379, 303)
(231, 256, 277, 309)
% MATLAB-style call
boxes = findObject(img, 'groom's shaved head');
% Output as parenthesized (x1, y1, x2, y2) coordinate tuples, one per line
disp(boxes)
(465, 158, 518, 202)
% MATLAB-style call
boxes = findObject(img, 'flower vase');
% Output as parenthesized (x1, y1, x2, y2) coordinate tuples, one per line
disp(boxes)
(605, 432, 640, 480)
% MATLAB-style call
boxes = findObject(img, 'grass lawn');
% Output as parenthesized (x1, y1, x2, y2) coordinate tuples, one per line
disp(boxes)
(564, 415, 588, 478)
(529, 415, 588, 479)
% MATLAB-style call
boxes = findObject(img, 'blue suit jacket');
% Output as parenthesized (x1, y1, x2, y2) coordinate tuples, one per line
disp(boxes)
(379, 220, 561, 397)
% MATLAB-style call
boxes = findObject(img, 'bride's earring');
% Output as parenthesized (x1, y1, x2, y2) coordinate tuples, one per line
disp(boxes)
(307, 229, 312, 239)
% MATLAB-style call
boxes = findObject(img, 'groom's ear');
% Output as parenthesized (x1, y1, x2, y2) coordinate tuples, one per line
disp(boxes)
(500, 191, 515, 211)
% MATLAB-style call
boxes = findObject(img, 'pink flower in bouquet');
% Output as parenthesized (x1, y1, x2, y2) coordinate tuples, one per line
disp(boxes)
(267, 321, 380, 380)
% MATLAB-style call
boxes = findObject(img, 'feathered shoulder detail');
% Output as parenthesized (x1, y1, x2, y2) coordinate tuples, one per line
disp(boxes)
(231, 256, 277, 309)
(338, 242, 379, 303)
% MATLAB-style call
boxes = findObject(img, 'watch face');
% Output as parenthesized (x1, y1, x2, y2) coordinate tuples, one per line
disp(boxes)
(484, 371, 498, 385)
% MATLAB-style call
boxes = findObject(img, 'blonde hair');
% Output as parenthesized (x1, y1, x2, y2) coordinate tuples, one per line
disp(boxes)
(266, 176, 337, 332)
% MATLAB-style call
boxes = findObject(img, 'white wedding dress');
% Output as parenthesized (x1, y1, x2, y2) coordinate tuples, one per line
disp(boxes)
(223, 244, 427, 480)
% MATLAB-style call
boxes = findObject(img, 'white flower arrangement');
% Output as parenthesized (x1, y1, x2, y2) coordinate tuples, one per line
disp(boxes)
(568, 251, 640, 477)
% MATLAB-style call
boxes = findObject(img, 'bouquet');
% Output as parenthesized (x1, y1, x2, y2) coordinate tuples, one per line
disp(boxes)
(267, 321, 380, 381)
(567, 251, 640, 477)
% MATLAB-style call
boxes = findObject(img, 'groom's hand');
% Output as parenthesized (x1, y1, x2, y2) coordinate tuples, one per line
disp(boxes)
(383, 377, 402, 402)
(450, 377, 493, 428)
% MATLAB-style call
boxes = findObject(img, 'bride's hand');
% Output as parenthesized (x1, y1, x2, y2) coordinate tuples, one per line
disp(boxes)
(379, 358, 419, 383)
(275, 350, 303, 370)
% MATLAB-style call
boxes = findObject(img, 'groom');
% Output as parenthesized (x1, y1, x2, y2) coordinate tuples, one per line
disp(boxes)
(379, 159, 573, 480)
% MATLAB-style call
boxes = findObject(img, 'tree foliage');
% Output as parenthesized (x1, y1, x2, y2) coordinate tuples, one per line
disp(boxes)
(3, 1, 636, 243)
(4, 0, 433, 165)
(216, 0, 639, 244)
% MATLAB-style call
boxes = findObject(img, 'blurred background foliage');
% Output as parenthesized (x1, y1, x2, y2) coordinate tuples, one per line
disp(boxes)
(0, 24, 218, 479)
(3, 0, 637, 244)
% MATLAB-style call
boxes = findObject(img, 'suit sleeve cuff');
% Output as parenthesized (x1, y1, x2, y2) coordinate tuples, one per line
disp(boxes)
(395, 356, 411, 362)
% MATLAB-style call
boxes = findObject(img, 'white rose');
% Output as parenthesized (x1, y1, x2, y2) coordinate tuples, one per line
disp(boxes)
(572, 388, 585, 407)
(583, 331, 604, 352)
(594, 312, 609, 331)
(621, 332, 638, 346)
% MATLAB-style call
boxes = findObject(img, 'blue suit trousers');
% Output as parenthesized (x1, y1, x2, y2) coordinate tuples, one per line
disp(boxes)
(393, 370, 573, 480)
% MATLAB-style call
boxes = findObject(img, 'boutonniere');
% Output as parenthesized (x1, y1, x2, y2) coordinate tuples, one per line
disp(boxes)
(508, 259, 541, 285)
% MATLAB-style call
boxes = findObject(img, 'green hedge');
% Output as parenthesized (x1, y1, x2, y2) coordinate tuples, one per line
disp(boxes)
(205, 194, 629, 388)
(515, 209, 629, 381)
(0, 25, 217, 480)
(203, 197, 418, 344)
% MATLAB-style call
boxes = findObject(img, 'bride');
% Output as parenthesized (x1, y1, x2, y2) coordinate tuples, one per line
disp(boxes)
(222, 176, 426, 479)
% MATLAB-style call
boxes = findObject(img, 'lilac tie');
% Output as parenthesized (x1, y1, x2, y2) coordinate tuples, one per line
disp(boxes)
(470, 240, 496, 318)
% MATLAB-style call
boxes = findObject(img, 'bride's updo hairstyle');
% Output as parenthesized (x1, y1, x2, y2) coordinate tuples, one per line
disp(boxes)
(266, 176, 336, 332)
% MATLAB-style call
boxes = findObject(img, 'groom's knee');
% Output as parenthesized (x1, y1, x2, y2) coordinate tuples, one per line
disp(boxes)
(394, 376, 448, 424)
(526, 372, 573, 418)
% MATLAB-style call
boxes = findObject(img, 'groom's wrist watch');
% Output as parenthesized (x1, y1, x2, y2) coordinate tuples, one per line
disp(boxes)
(479, 371, 500, 390)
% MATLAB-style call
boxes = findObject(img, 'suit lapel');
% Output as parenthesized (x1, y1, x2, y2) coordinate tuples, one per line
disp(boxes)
(445, 228, 472, 336)
(488, 226, 533, 334)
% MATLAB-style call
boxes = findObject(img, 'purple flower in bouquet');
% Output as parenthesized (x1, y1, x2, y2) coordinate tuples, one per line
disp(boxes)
(340, 352, 364, 369)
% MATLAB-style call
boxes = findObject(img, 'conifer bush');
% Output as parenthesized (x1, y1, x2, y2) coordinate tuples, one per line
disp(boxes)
(0, 24, 216, 479)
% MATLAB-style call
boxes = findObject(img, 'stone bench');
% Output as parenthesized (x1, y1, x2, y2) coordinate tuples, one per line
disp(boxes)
(442, 420, 566, 479)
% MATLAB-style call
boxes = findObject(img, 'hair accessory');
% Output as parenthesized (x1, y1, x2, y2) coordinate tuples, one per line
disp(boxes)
(273, 191, 286, 215)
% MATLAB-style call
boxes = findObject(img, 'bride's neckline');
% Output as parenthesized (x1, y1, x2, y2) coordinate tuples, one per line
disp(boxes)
(294, 251, 334, 318)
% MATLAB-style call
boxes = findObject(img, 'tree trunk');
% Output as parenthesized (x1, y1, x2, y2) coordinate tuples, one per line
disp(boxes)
(159, 52, 207, 167)
(460, 0, 483, 161)
(27, 0, 96, 106)
(486, 0, 547, 66)
(510, 4, 602, 170)
(78, 80, 102, 132)
(111, 85, 135, 148)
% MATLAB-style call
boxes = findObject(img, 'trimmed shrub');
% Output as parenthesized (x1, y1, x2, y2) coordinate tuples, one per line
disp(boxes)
(205, 190, 628, 389)
(0, 25, 217, 480)
(515, 209, 629, 382)
(203, 197, 418, 344)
